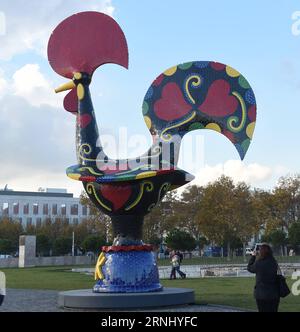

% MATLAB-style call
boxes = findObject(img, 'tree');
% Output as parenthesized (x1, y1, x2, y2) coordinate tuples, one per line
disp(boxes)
(81, 234, 106, 254)
(36, 234, 51, 256)
(260, 234, 270, 243)
(53, 237, 72, 256)
(198, 236, 209, 249)
(251, 189, 275, 235)
(197, 236, 209, 256)
(165, 229, 196, 251)
(175, 186, 204, 239)
(233, 182, 260, 259)
(0, 218, 23, 248)
(264, 175, 300, 232)
(143, 191, 182, 243)
(80, 191, 111, 240)
(288, 223, 300, 250)
(0, 239, 15, 254)
(196, 176, 260, 260)
(267, 229, 287, 256)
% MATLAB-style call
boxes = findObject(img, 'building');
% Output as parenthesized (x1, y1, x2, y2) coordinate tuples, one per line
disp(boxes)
(0, 187, 91, 226)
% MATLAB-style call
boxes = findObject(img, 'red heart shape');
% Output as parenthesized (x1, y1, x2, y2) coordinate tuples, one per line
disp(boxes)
(199, 80, 238, 117)
(100, 184, 132, 211)
(153, 73, 164, 87)
(210, 62, 226, 71)
(77, 114, 92, 129)
(248, 105, 256, 122)
(154, 82, 191, 121)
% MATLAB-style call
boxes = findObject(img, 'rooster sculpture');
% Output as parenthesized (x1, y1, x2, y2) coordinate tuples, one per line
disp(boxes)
(48, 11, 257, 293)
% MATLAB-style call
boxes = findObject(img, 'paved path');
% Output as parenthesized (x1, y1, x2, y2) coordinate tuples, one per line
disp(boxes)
(0, 289, 247, 312)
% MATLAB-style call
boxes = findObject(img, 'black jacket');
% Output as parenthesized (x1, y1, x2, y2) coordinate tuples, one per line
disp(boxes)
(247, 255, 279, 300)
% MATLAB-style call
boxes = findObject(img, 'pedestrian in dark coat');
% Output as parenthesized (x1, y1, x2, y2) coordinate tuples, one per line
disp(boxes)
(247, 243, 280, 312)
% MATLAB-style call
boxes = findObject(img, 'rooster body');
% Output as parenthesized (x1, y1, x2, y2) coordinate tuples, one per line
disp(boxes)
(48, 12, 256, 293)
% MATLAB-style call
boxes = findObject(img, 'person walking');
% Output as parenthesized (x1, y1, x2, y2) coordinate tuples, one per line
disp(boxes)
(247, 243, 280, 312)
(175, 250, 186, 279)
(169, 250, 186, 279)
(169, 250, 177, 279)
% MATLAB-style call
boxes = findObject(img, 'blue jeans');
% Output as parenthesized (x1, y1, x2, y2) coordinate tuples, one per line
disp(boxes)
(170, 266, 186, 279)
(175, 266, 186, 278)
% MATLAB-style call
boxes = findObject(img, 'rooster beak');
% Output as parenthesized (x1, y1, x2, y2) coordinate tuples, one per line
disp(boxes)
(55, 80, 76, 93)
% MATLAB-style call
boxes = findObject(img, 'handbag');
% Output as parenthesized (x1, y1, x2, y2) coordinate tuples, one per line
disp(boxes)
(276, 264, 290, 298)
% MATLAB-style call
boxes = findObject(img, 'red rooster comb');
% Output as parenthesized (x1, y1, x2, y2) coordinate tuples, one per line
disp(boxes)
(48, 11, 128, 77)
(48, 11, 129, 113)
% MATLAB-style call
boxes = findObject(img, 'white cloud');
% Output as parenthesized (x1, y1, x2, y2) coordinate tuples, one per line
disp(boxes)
(193, 160, 273, 186)
(12, 64, 62, 107)
(0, 63, 64, 108)
(0, 0, 115, 60)
(0, 70, 8, 97)
(174, 160, 279, 197)
(0, 85, 77, 193)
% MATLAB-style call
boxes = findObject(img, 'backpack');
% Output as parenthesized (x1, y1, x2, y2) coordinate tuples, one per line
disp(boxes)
(179, 252, 183, 262)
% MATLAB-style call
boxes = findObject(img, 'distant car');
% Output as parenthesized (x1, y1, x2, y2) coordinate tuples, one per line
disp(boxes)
(245, 243, 264, 256)
(253, 243, 264, 254)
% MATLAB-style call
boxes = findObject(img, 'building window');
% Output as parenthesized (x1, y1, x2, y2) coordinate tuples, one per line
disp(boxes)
(71, 204, 78, 215)
(43, 204, 48, 215)
(19, 218, 23, 224)
(23, 203, 29, 215)
(2, 203, 9, 216)
(73, 218, 79, 225)
(36, 217, 42, 227)
(26, 217, 32, 226)
(65, 218, 69, 225)
(61, 204, 66, 216)
(13, 203, 19, 215)
(82, 205, 88, 216)
(52, 204, 58, 215)
(33, 204, 39, 215)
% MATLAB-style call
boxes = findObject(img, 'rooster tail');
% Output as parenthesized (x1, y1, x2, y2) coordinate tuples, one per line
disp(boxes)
(142, 61, 256, 162)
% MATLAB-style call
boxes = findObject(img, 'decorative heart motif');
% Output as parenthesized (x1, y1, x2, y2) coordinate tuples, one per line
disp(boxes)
(248, 105, 256, 122)
(77, 114, 92, 129)
(153, 73, 164, 87)
(223, 130, 236, 144)
(100, 184, 132, 211)
(154, 82, 191, 121)
(199, 80, 238, 117)
(210, 62, 226, 71)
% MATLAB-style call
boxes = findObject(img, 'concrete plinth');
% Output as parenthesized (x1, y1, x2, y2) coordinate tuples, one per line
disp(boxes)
(58, 288, 195, 309)
(19, 235, 36, 268)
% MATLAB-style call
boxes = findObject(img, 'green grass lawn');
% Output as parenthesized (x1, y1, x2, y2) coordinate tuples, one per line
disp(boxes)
(1, 266, 299, 312)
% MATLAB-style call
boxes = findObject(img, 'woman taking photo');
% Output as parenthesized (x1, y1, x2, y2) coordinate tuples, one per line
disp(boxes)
(247, 243, 280, 312)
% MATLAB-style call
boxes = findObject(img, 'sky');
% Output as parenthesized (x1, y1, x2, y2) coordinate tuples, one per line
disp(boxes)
(0, 0, 299, 197)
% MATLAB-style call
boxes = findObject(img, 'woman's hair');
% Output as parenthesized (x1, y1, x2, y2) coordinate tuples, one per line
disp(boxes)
(259, 243, 273, 259)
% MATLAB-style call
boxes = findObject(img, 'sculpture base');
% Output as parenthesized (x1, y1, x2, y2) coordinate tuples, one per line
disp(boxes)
(94, 245, 161, 293)
(58, 288, 195, 309)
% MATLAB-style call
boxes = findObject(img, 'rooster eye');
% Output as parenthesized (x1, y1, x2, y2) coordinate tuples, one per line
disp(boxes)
(74, 72, 82, 80)
(72, 72, 91, 85)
